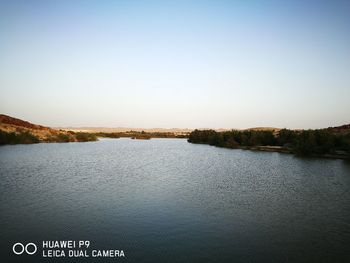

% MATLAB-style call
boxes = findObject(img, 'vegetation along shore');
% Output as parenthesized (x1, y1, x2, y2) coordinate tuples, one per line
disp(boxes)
(2, 113, 349, 159)
(188, 127, 350, 159)
(0, 114, 97, 144)
(0, 114, 186, 145)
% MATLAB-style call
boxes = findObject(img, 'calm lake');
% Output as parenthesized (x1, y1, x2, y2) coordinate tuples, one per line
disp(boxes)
(1, 138, 350, 262)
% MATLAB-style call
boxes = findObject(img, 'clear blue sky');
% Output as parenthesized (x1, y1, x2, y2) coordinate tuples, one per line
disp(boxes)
(1, 0, 349, 128)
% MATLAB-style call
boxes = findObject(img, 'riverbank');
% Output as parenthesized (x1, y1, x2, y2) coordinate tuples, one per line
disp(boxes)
(199, 143, 350, 160)
(240, 145, 350, 160)
(188, 129, 350, 160)
(0, 114, 97, 145)
(0, 114, 189, 145)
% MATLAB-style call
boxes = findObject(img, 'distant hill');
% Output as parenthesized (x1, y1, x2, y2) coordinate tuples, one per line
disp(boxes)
(326, 124, 350, 134)
(58, 126, 280, 133)
(56, 126, 193, 135)
(55, 124, 350, 134)
(0, 114, 97, 144)
(246, 125, 350, 134)
(0, 114, 49, 130)
(245, 127, 280, 132)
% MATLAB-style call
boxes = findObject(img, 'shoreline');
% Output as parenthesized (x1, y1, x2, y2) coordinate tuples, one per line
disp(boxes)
(191, 142, 350, 160)
(1, 137, 349, 160)
(243, 146, 350, 160)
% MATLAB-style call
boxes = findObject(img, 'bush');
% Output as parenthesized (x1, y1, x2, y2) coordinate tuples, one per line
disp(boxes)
(0, 130, 39, 145)
(75, 132, 97, 142)
(57, 133, 70, 142)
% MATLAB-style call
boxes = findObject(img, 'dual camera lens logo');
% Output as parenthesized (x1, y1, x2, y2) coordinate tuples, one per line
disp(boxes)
(12, 243, 37, 255)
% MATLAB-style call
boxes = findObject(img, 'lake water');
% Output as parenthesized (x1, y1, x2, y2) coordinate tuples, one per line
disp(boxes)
(1, 138, 350, 262)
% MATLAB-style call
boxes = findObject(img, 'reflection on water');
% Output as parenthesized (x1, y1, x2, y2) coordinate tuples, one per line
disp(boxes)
(0, 138, 349, 262)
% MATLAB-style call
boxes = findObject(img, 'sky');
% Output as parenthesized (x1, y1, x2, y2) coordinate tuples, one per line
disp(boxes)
(0, 0, 349, 129)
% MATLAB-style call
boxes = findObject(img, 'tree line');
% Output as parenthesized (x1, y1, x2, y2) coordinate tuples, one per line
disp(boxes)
(188, 129, 350, 156)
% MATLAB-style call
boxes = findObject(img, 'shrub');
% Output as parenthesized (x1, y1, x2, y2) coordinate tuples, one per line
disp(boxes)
(75, 132, 97, 142)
